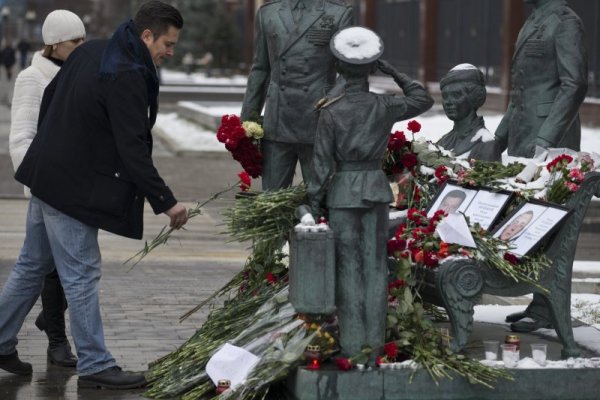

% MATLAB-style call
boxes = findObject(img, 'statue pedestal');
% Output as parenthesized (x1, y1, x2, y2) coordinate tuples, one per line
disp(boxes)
(287, 364, 600, 400)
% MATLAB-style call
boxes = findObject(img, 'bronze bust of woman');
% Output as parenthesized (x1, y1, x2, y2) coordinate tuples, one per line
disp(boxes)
(437, 64, 501, 162)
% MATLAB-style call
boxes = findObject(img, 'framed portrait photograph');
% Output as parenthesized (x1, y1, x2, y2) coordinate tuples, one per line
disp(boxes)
(427, 181, 513, 230)
(462, 188, 513, 230)
(491, 201, 571, 257)
(426, 181, 478, 218)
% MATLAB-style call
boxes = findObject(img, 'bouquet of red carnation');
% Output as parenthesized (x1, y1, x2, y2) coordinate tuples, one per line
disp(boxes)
(381, 120, 422, 176)
(544, 153, 593, 205)
(217, 115, 263, 178)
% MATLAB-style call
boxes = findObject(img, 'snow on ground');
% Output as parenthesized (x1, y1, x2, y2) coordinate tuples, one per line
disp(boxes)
(474, 293, 600, 355)
(574, 261, 600, 274)
(161, 69, 247, 86)
(156, 105, 600, 159)
(155, 113, 225, 152)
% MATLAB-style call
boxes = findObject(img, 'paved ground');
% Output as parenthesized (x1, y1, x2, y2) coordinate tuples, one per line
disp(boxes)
(0, 76, 599, 399)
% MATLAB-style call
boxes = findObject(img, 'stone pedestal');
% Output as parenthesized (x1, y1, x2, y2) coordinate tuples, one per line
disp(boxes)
(289, 229, 336, 315)
(288, 365, 600, 400)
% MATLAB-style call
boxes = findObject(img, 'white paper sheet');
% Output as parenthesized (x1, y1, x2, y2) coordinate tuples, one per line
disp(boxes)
(436, 213, 476, 248)
(206, 343, 260, 387)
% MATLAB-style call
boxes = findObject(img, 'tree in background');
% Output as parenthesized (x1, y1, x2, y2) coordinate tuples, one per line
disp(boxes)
(131, 0, 243, 73)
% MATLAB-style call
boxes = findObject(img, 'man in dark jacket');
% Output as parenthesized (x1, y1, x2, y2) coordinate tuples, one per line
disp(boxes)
(0, 1, 187, 389)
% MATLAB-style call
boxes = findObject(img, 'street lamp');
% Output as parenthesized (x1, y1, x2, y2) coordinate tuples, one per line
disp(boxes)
(1, 6, 10, 44)
(24, 10, 36, 41)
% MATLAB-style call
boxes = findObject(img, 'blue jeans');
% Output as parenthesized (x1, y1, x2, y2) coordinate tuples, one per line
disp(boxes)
(0, 197, 115, 375)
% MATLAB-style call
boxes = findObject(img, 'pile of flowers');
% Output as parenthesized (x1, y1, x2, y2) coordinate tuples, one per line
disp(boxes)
(217, 115, 263, 178)
(545, 153, 594, 204)
(137, 118, 600, 398)
(387, 208, 470, 268)
(387, 206, 550, 288)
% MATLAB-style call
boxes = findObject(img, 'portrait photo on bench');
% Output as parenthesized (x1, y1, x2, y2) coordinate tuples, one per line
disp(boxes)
(427, 181, 513, 230)
(491, 200, 572, 257)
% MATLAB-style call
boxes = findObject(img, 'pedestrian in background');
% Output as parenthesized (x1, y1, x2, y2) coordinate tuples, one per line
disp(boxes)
(8, 9, 86, 369)
(17, 39, 31, 70)
(0, 0, 187, 390)
(0, 41, 16, 80)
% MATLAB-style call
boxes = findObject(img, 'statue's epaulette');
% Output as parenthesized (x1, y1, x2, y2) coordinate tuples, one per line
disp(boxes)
(325, 0, 350, 6)
(314, 94, 345, 111)
(555, 5, 582, 23)
(259, 0, 281, 9)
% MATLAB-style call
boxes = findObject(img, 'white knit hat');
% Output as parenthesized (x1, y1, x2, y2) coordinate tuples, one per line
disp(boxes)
(42, 10, 86, 45)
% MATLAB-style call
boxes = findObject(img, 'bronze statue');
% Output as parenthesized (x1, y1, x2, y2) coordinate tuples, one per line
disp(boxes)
(496, 0, 588, 333)
(437, 64, 501, 162)
(240, 0, 353, 190)
(494, 0, 588, 158)
(305, 27, 433, 361)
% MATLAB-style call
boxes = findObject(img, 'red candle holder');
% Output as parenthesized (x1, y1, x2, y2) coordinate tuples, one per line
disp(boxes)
(216, 379, 231, 394)
(304, 344, 322, 370)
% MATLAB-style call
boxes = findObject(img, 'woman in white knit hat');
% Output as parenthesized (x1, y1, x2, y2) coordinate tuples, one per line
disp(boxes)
(7, 9, 85, 371)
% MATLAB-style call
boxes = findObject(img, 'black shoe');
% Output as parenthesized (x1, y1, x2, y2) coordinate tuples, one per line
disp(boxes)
(0, 351, 33, 376)
(77, 366, 147, 390)
(48, 342, 77, 367)
(505, 310, 527, 323)
(510, 318, 552, 333)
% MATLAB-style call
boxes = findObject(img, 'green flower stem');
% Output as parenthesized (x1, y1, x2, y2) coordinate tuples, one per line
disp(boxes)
(126, 181, 240, 269)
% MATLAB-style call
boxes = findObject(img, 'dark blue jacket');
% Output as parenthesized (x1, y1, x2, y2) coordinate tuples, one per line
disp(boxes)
(15, 39, 176, 239)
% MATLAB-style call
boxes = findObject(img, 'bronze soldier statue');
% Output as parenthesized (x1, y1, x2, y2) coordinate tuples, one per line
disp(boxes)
(306, 27, 433, 361)
(241, 0, 353, 190)
(494, 0, 588, 158)
(499, 0, 588, 333)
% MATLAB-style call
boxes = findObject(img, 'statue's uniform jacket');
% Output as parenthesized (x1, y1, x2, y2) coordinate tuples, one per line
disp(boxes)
(241, 0, 352, 144)
(495, 0, 587, 157)
(309, 81, 433, 210)
(307, 79, 433, 357)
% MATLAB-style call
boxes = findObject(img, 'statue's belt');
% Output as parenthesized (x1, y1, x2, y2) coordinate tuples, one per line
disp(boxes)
(337, 160, 381, 171)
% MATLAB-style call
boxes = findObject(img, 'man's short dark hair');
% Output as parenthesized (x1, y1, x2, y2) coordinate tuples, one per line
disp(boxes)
(133, 1, 183, 39)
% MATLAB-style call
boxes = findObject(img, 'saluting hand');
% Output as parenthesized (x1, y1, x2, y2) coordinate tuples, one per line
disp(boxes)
(376, 59, 396, 76)
(165, 203, 188, 230)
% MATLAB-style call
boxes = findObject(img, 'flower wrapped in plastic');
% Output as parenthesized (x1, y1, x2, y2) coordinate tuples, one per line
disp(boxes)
(544, 153, 595, 205)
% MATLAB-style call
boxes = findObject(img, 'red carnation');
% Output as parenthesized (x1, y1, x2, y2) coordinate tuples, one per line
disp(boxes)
(387, 238, 407, 256)
(388, 131, 407, 151)
(434, 165, 449, 184)
(335, 358, 353, 371)
(387, 279, 406, 291)
(238, 171, 251, 192)
(423, 251, 439, 268)
(401, 153, 418, 169)
(503, 252, 519, 265)
(266, 272, 277, 284)
(407, 120, 421, 133)
(384, 342, 398, 359)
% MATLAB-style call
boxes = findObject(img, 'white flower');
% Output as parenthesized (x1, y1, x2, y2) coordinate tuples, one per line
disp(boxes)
(242, 121, 264, 139)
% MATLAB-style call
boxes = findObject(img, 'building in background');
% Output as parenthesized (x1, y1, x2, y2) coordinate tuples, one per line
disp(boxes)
(355, 0, 599, 125)
(3, 0, 598, 124)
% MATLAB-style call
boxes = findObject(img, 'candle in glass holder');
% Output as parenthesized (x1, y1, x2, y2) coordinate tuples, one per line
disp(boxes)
(304, 344, 322, 370)
(530, 343, 547, 366)
(216, 379, 231, 394)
